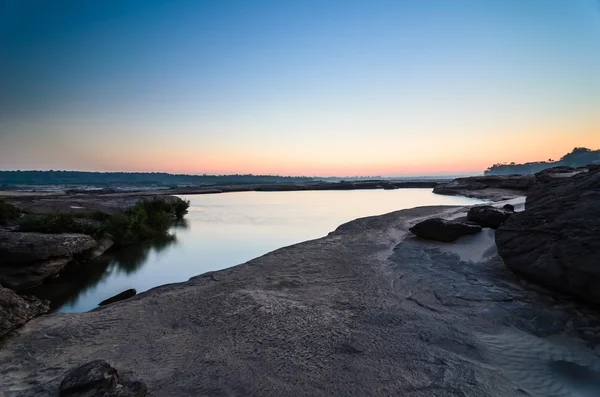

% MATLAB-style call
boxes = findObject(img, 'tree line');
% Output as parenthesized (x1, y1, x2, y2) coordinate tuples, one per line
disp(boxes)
(484, 147, 600, 175)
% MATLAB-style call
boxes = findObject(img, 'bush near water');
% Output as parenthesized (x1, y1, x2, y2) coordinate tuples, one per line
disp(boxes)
(17, 198, 190, 247)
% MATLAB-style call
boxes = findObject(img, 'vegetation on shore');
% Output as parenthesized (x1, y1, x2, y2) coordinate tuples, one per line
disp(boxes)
(0, 200, 22, 225)
(17, 198, 190, 247)
(104, 198, 189, 246)
(484, 147, 600, 175)
(0, 171, 316, 187)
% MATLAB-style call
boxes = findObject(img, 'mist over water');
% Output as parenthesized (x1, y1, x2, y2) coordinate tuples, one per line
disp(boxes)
(33, 189, 484, 313)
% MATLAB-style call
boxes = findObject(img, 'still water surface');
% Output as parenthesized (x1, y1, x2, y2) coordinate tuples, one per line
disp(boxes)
(37, 189, 484, 313)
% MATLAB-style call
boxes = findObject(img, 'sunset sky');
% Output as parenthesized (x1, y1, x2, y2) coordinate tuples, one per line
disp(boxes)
(1, 0, 599, 176)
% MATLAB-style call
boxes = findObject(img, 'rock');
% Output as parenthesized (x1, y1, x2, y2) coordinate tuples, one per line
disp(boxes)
(534, 166, 582, 183)
(5, 204, 600, 396)
(502, 204, 515, 212)
(89, 237, 114, 260)
(0, 231, 97, 290)
(467, 206, 513, 229)
(0, 285, 49, 339)
(60, 360, 118, 395)
(433, 175, 535, 199)
(409, 217, 482, 242)
(60, 360, 146, 397)
(99, 289, 136, 306)
(496, 167, 600, 304)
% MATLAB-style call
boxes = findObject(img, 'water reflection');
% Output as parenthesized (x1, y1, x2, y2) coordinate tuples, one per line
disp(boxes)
(31, 189, 485, 313)
(31, 233, 179, 311)
(105, 234, 178, 275)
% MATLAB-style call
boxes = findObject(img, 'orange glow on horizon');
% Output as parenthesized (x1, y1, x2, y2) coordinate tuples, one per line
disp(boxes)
(79, 118, 599, 176)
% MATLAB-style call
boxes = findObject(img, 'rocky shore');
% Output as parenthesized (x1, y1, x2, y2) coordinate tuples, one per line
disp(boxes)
(1, 166, 599, 396)
(0, 195, 187, 339)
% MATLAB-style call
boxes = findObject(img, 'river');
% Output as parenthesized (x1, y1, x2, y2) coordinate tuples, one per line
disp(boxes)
(33, 189, 485, 312)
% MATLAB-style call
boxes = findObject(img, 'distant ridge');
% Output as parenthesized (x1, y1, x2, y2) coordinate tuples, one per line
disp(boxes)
(484, 147, 600, 175)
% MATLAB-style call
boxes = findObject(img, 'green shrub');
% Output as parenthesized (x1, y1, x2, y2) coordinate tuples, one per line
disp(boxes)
(104, 198, 190, 246)
(172, 199, 190, 219)
(18, 213, 102, 236)
(0, 200, 21, 225)
(16, 197, 190, 247)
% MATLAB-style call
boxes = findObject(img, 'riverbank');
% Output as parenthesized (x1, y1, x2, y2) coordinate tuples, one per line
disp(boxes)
(3, 193, 600, 396)
(2, 169, 599, 396)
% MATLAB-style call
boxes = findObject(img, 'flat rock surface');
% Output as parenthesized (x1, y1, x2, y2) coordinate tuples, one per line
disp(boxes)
(0, 232, 97, 265)
(1, 204, 600, 397)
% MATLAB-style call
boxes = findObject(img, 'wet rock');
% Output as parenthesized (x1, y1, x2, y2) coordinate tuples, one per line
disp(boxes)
(99, 289, 137, 306)
(0, 231, 97, 290)
(467, 206, 513, 229)
(496, 167, 600, 304)
(409, 217, 482, 242)
(60, 360, 147, 397)
(0, 285, 49, 339)
(502, 204, 515, 212)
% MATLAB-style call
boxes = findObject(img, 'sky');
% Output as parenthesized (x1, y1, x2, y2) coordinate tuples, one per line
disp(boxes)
(1, 0, 599, 176)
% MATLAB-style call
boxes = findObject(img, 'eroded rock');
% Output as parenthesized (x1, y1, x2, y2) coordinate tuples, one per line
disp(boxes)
(0, 231, 97, 290)
(409, 217, 482, 242)
(433, 175, 535, 198)
(467, 206, 513, 229)
(60, 360, 147, 397)
(0, 285, 49, 339)
(496, 167, 600, 304)
(89, 237, 115, 260)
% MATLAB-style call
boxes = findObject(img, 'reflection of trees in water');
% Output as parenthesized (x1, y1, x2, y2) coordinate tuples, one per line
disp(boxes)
(106, 233, 176, 274)
(172, 218, 189, 230)
(29, 233, 179, 312)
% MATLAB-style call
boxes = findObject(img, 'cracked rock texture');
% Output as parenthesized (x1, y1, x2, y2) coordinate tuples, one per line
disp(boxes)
(0, 285, 49, 339)
(496, 166, 600, 305)
(1, 204, 599, 397)
(0, 232, 97, 290)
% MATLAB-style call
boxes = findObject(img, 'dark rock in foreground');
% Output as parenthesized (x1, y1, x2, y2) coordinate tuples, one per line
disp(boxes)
(502, 204, 514, 212)
(99, 289, 137, 306)
(467, 206, 513, 229)
(60, 360, 146, 397)
(496, 166, 600, 305)
(409, 217, 481, 242)
(0, 285, 49, 339)
(0, 231, 97, 290)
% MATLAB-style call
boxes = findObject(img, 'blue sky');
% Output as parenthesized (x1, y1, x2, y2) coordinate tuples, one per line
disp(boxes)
(1, 0, 599, 175)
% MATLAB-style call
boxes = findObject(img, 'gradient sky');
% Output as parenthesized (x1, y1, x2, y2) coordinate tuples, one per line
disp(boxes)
(1, 0, 599, 176)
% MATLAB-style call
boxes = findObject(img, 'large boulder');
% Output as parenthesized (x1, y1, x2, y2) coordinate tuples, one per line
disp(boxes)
(467, 206, 513, 229)
(496, 168, 600, 304)
(0, 231, 97, 290)
(0, 285, 49, 339)
(409, 217, 481, 242)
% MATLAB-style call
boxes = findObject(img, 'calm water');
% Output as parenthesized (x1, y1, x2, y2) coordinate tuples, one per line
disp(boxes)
(35, 189, 485, 313)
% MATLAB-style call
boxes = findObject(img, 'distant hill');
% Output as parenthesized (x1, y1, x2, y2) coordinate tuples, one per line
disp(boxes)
(0, 171, 317, 187)
(484, 147, 600, 175)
